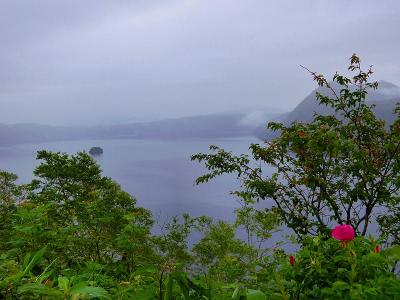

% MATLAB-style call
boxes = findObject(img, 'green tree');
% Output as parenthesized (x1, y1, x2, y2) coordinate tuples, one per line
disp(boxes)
(0, 170, 24, 251)
(25, 150, 153, 265)
(193, 220, 257, 283)
(0, 170, 20, 203)
(192, 54, 400, 241)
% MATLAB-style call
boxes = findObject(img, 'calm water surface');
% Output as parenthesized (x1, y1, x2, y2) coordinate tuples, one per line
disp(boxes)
(0, 137, 262, 222)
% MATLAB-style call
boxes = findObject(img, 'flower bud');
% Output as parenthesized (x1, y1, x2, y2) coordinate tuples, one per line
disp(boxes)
(373, 245, 381, 253)
(289, 255, 295, 266)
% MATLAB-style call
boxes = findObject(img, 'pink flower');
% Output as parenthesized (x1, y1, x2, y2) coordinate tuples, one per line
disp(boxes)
(289, 255, 295, 266)
(331, 224, 355, 241)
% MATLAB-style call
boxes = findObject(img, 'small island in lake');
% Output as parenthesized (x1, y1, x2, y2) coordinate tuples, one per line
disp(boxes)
(89, 147, 103, 156)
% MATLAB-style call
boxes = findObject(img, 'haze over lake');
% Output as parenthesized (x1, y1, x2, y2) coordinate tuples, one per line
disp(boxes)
(0, 137, 261, 222)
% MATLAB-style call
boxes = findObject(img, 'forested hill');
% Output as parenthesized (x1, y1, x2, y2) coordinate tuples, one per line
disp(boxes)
(0, 112, 275, 146)
(255, 80, 400, 140)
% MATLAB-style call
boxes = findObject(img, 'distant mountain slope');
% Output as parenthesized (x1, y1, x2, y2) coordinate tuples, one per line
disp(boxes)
(0, 112, 276, 146)
(255, 81, 400, 140)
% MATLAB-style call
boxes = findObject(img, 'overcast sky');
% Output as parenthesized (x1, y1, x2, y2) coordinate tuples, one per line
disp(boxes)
(1, 0, 399, 125)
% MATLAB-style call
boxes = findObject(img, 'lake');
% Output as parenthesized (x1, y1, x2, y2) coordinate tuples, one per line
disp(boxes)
(0, 137, 262, 223)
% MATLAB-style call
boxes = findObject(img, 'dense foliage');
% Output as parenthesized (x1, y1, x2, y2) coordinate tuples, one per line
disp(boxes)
(1, 55, 399, 299)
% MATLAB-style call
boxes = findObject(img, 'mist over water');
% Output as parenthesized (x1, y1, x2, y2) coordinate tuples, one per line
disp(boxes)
(0, 137, 261, 221)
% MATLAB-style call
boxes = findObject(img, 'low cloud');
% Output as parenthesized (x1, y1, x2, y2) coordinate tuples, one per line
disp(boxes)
(0, 0, 399, 125)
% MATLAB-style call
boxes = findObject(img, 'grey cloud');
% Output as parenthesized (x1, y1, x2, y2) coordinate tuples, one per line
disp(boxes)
(0, 0, 399, 125)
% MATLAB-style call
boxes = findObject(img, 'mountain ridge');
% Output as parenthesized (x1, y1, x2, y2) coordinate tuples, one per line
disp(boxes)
(255, 81, 400, 140)
(0, 112, 277, 146)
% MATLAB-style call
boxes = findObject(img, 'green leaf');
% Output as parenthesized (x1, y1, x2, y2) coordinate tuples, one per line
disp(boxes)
(133, 287, 157, 300)
(133, 265, 158, 275)
(36, 258, 57, 284)
(164, 276, 174, 300)
(231, 286, 241, 299)
(70, 286, 111, 299)
(22, 247, 46, 276)
(58, 276, 70, 292)
(246, 289, 267, 300)
(18, 283, 63, 298)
